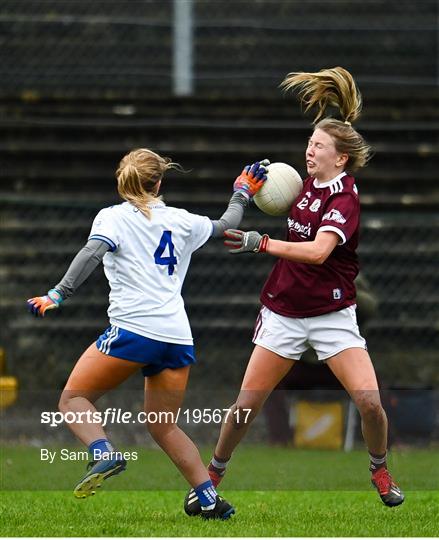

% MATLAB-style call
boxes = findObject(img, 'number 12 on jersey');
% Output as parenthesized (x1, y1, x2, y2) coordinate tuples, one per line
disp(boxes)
(154, 230, 177, 275)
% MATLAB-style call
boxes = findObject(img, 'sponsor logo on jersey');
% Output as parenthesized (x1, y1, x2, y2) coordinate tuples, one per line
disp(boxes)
(322, 209, 346, 224)
(287, 217, 312, 238)
(309, 199, 321, 212)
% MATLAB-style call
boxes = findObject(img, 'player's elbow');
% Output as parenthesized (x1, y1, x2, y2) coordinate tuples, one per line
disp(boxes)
(309, 255, 326, 265)
(309, 236, 338, 264)
(309, 249, 329, 265)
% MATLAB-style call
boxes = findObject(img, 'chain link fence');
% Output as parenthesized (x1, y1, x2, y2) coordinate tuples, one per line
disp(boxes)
(0, 0, 436, 97)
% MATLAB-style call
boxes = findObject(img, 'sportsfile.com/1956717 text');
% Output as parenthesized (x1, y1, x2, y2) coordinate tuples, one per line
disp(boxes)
(40, 407, 252, 427)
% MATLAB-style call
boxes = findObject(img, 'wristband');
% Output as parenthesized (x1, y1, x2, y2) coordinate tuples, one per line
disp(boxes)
(259, 234, 269, 253)
(48, 289, 63, 305)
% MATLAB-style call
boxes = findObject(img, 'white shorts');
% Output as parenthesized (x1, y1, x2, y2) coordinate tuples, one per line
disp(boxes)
(253, 305, 367, 361)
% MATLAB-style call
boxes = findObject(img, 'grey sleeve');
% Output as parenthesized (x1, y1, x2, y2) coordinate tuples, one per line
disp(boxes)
(210, 191, 249, 238)
(54, 239, 110, 299)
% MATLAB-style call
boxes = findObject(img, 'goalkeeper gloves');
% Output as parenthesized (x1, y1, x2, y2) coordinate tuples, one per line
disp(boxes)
(224, 229, 270, 254)
(27, 288, 63, 317)
(233, 159, 270, 199)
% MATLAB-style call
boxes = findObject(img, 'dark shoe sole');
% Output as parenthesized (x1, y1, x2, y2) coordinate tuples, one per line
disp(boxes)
(371, 480, 405, 508)
(201, 506, 235, 520)
(381, 495, 405, 507)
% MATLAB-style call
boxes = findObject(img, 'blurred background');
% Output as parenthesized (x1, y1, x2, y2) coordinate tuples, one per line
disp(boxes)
(0, 0, 438, 452)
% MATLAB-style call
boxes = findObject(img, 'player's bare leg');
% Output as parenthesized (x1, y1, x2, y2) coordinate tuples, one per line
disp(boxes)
(327, 347, 404, 506)
(59, 343, 141, 498)
(213, 345, 294, 478)
(59, 343, 141, 445)
(144, 366, 210, 487)
(184, 345, 294, 517)
(145, 366, 235, 519)
(327, 348, 386, 453)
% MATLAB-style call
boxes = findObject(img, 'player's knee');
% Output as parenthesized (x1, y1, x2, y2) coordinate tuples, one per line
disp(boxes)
(58, 390, 98, 415)
(146, 420, 161, 441)
(146, 418, 175, 442)
(230, 402, 258, 430)
(357, 397, 384, 423)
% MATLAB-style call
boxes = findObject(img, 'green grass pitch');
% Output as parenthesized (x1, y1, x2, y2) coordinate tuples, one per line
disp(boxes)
(1, 446, 438, 536)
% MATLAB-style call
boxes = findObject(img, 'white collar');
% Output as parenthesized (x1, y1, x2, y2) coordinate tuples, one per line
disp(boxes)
(125, 200, 165, 211)
(313, 171, 347, 189)
(146, 202, 165, 208)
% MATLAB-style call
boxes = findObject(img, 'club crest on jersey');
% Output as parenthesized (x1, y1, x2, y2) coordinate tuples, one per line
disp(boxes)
(322, 209, 346, 224)
(309, 199, 321, 212)
(287, 217, 312, 238)
(333, 288, 342, 300)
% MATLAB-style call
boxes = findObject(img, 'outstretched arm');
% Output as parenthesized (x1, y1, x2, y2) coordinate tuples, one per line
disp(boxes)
(27, 239, 110, 316)
(211, 191, 250, 238)
(211, 160, 268, 238)
(264, 231, 340, 264)
(224, 229, 340, 264)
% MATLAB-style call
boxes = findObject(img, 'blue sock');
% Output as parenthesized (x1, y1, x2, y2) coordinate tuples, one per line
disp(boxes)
(194, 480, 217, 509)
(88, 439, 115, 461)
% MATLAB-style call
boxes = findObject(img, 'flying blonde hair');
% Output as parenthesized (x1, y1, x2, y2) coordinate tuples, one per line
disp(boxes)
(116, 148, 180, 219)
(281, 67, 372, 171)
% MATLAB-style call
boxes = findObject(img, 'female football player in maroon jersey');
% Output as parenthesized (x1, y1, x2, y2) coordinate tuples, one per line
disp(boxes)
(184, 67, 404, 514)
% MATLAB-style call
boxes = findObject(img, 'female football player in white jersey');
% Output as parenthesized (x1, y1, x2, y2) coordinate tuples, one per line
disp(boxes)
(185, 67, 404, 513)
(27, 147, 268, 520)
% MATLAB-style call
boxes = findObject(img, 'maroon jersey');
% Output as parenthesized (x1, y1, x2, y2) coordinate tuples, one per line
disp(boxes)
(260, 172, 360, 318)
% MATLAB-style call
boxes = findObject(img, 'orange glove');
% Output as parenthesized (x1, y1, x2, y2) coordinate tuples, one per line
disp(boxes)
(233, 159, 269, 199)
(27, 289, 63, 317)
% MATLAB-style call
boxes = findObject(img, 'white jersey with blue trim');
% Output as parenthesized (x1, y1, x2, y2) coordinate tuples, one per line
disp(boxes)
(89, 201, 213, 345)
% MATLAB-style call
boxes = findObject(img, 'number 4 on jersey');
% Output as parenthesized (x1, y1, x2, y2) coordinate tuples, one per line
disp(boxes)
(154, 231, 177, 275)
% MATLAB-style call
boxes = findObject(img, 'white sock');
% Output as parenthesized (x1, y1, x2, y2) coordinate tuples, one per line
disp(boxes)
(369, 452, 387, 470)
(211, 456, 229, 470)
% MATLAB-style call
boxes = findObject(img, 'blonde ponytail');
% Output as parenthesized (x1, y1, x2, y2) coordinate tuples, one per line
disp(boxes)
(116, 148, 180, 219)
(281, 67, 372, 172)
(281, 66, 362, 124)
